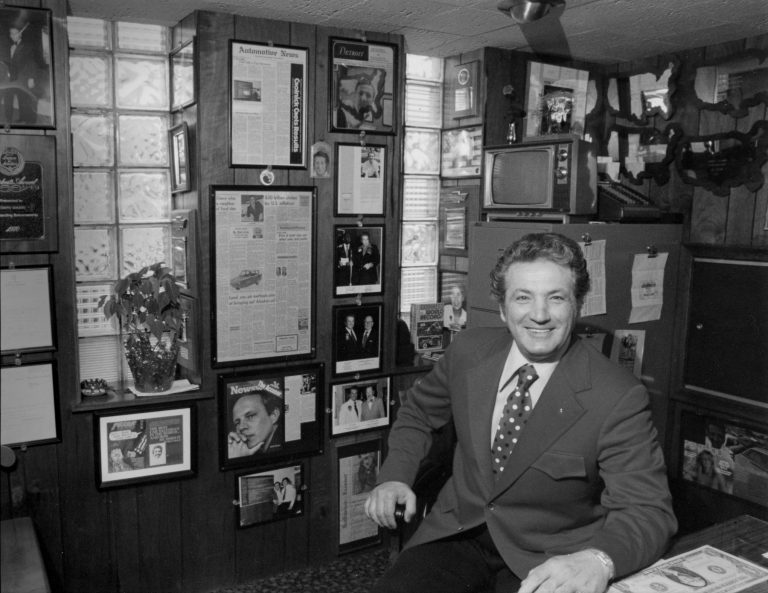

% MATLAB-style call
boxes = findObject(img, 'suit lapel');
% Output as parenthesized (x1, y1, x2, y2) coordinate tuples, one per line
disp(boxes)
(491, 340, 591, 497)
(464, 333, 513, 485)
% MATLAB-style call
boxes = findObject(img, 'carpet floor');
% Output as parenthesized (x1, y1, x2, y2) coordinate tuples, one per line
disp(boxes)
(208, 547, 391, 593)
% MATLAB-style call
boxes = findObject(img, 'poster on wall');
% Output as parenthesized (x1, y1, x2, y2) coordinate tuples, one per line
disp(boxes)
(210, 186, 315, 366)
(229, 40, 307, 168)
(0, 134, 57, 253)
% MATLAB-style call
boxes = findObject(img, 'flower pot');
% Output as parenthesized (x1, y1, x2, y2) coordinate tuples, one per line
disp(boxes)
(124, 332, 179, 393)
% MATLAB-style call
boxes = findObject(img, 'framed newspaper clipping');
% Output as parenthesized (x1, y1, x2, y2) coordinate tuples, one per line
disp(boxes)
(229, 40, 308, 168)
(329, 38, 398, 134)
(210, 186, 316, 366)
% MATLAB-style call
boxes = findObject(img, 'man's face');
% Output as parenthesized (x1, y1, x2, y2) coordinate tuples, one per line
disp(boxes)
(364, 316, 373, 331)
(345, 315, 355, 329)
(232, 394, 279, 450)
(499, 259, 577, 363)
(365, 386, 375, 400)
(357, 83, 374, 110)
(706, 424, 725, 449)
(450, 287, 463, 308)
(152, 447, 162, 458)
(349, 388, 359, 401)
(313, 155, 327, 175)
(361, 235, 370, 247)
(10, 28, 21, 43)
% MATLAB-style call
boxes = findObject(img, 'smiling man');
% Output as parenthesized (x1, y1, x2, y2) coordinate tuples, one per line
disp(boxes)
(366, 233, 676, 593)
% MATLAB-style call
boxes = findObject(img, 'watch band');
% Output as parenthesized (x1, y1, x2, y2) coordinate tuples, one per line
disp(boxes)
(585, 548, 615, 580)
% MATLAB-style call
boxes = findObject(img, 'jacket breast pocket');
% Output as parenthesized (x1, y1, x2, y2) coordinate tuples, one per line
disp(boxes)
(531, 451, 587, 480)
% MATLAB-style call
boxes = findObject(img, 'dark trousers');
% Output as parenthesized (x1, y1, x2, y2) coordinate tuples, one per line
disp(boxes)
(371, 525, 522, 593)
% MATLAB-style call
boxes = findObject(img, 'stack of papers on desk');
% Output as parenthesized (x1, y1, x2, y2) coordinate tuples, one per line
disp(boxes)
(609, 545, 768, 593)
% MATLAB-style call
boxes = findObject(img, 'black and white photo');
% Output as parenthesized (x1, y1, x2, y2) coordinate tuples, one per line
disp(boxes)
(237, 463, 304, 527)
(332, 304, 383, 376)
(331, 376, 390, 436)
(333, 225, 384, 296)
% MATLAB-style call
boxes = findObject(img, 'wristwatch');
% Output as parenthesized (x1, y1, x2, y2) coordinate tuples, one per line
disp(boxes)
(585, 548, 615, 581)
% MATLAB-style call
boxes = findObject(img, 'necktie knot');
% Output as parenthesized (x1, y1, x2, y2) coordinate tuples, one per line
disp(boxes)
(516, 364, 538, 392)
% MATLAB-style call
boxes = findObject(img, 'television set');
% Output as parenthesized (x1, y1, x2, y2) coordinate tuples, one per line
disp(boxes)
(482, 136, 596, 219)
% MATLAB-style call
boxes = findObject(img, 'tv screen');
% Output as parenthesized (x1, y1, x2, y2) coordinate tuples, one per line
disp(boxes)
(490, 147, 553, 207)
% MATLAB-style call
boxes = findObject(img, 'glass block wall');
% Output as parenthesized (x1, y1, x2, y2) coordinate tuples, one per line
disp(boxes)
(69, 17, 172, 386)
(400, 55, 443, 322)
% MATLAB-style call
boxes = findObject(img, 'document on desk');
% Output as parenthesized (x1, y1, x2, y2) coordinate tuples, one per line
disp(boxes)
(609, 545, 768, 593)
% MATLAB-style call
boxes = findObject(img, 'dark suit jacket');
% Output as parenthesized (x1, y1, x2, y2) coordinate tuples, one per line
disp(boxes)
(378, 326, 676, 580)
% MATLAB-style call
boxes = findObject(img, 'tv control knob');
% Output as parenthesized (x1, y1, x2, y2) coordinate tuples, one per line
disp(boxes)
(557, 148, 569, 161)
(556, 167, 568, 179)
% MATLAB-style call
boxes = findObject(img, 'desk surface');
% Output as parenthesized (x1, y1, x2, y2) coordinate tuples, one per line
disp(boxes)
(664, 515, 768, 593)
(1, 517, 51, 593)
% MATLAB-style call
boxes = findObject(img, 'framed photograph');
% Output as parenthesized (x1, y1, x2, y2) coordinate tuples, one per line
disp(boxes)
(169, 122, 190, 193)
(236, 462, 305, 528)
(210, 186, 315, 366)
(334, 143, 386, 216)
(401, 221, 438, 267)
(333, 225, 384, 297)
(524, 61, 589, 138)
(0, 134, 57, 253)
(441, 126, 482, 178)
(679, 410, 768, 508)
(1, 265, 56, 354)
(333, 304, 383, 376)
(450, 61, 479, 119)
(331, 376, 391, 437)
(1, 361, 60, 448)
(337, 438, 383, 553)
(311, 141, 332, 179)
(94, 404, 196, 489)
(229, 40, 307, 168)
(218, 364, 324, 471)
(439, 190, 468, 254)
(170, 39, 195, 111)
(610, 329, 646, 378)
(329, 37, 397, 134)
(0, 6, 55, 129)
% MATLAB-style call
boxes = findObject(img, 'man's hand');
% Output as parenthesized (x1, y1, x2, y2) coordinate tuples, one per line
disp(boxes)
(517, 550, 612, 593)
(227, 431, 261, 458)
(364, 481, 416, 530)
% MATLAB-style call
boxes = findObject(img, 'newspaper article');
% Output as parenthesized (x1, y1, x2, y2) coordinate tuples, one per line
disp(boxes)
(213, 188, 313, 363)
(338, 447, 380, 547)
(230, 42, 306, 167)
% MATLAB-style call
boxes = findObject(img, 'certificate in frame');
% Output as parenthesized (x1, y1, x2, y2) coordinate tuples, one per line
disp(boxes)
(210, 185, 316, 367)
(169, 122, 190, 193)
(236, 462, 305, 528)
(0, 6, 55, 129)
(337, 438, 383, 553)
(1, 361, 60, 447)
(94, 404, 196, 489)
(0, 134, 58, 253)
(334, 143, 386, 216)
(229, 40, 308, 168)
(218, 364, 324, 471)
(329, 38, 398, 135)
(1, 264, 56, 354)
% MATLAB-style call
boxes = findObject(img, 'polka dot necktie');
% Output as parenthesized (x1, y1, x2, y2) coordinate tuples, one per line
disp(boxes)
(491, 364, 538, 477)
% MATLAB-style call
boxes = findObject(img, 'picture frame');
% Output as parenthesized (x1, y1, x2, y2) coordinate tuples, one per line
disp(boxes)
(331, 376, 391, 437)
(337, 438, 383, 553)
(333, 224, 384, 297)
(218, 364, 324, 471)
(210, 186, 316, 367)
(170, 38, 195, 111)
(1, 361, 60, 448)
(169, 122, 190, 193)
(332, 304, 383, 376)
(449, 61, 479, 119)
(0, 6, 55, 129)
(334, 143, 386, 216)
(236, 462, 305, 528)
(524, 61, 589, 139)
(329, 37, 398, 135)
(678, 409, 768, 509)
(0, 134, 58, 253)
(94, 404, 196, 489)
(229, 40, 307, 168)
(401, 221, 438, 267)
(439, 189, 468, 254)
(1, 265, 56, 354)
(609, 329, 646, 379)
(440, 126, 482, 178)
(310, 141, 332, 179)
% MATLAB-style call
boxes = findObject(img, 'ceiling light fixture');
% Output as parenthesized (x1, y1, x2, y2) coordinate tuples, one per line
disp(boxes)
(497, 0, 565, 23)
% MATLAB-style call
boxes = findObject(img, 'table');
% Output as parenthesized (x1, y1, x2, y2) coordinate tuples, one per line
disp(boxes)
(662, 514, 768, 593)
(0, 517, 51, 593)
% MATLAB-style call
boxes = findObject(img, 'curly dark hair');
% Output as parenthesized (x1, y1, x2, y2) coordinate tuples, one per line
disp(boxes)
(489, 233, 590, 308)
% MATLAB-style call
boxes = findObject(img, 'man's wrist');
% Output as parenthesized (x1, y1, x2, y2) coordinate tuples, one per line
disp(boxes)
(584, 548, 615, 581)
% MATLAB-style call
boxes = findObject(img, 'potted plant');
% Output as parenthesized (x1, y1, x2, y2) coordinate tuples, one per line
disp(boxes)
(98, 262, 183, 393)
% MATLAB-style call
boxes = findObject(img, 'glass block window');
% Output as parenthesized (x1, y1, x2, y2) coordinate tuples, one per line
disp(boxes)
(69, 18, 172, 389)
(400, 55, 443, 322)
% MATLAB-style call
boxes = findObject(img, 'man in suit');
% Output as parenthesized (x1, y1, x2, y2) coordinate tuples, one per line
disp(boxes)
(365, 233, 676, 593)
(335, 232, 353, 288)
(352, 231, 380, 286)
(360, 315, 379, 358)
(338, 313, 362, 361)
